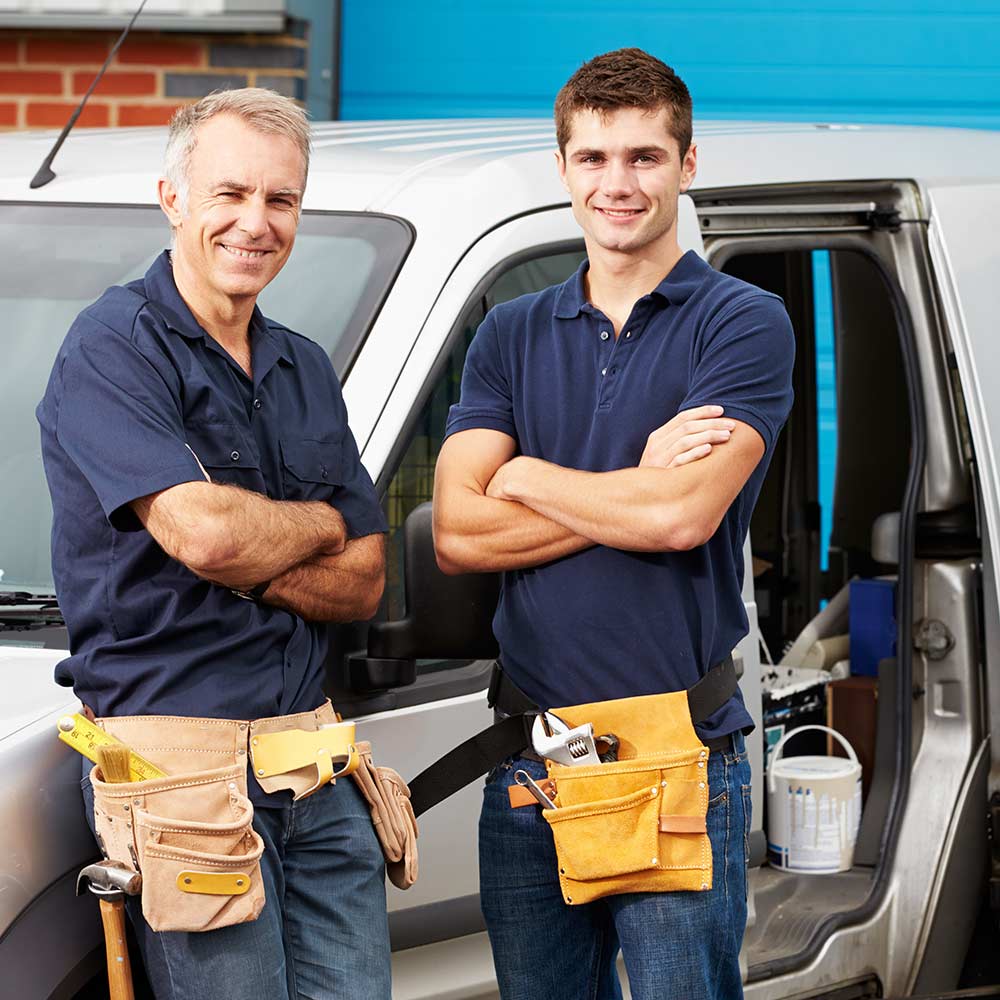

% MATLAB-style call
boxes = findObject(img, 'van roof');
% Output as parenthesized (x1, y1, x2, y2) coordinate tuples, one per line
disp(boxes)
(3, 118, 999, 224)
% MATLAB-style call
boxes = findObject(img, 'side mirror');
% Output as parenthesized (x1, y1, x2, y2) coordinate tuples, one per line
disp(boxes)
(347, 502, 500, 692)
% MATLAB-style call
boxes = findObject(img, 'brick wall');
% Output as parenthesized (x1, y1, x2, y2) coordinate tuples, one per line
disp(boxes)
(0, 27, 307, 131)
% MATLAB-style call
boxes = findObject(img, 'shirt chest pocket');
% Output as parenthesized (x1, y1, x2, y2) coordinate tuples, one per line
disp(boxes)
(280, 437, 343, 502)
(185, 424, 266, 495)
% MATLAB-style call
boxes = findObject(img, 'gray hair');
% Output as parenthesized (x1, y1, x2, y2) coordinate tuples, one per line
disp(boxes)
(164, 88, 311, 211)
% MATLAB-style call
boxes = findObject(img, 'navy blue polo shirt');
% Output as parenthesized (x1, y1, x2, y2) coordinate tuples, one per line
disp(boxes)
(37, 251, 387, 729)
(445, 251, 794, 740)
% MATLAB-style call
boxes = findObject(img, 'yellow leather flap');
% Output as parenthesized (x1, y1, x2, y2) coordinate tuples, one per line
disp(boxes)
(551, 690, 701, 757)
(177, 870, 252, 896)
(251, 722, 356, 777)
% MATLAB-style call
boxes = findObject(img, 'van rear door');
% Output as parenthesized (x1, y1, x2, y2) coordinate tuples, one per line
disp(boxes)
(926, 179, 1000, 843)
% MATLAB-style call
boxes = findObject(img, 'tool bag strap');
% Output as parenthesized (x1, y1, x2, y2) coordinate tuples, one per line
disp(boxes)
(407, 655, 737, 818)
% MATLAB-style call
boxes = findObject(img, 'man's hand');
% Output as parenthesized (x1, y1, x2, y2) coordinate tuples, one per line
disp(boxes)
(639, 405, 736, 469)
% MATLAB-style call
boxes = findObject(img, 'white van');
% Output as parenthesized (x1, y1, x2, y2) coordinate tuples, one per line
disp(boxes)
(1, 119, 999, 999)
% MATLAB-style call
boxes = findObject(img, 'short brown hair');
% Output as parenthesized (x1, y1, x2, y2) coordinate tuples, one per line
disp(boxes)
(554, 48, 692, 157)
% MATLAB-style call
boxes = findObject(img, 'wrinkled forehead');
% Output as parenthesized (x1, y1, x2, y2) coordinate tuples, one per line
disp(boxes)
(187, 114, 307, 188)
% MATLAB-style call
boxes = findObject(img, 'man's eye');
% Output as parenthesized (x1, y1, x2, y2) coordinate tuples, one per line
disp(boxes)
(219, 191, 240, 198)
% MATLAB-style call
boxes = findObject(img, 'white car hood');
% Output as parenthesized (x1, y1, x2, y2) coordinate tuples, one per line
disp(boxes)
(0, 645, 76, 740)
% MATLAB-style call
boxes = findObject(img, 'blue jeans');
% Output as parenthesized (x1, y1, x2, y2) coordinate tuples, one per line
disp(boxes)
(479, 734, 751, 1000)
(82, 767, 391, 1000)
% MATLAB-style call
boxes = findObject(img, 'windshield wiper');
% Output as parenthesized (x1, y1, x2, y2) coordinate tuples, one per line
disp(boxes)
(0, 591, 60, 607)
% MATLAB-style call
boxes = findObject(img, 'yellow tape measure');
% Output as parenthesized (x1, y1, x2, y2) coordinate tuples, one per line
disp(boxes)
(57, 713, 166, 782)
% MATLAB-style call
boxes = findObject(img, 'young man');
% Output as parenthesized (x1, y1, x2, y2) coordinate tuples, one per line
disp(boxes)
(433, 49, 794, 999)
(37, 90, 391, 999)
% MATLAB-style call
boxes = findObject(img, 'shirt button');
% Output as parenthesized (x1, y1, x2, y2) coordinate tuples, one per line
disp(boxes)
(625, 330, 632, 339)
(600, 330, 610, 341)
(320, 466, 328, 479)
(230, 450, 240, 462)
(601, 367, 607, 376)
(253, 398, 262, 410)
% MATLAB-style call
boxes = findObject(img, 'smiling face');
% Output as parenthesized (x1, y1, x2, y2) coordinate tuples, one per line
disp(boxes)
(556, 106, 697, 260)
(158, 113, 305, 309)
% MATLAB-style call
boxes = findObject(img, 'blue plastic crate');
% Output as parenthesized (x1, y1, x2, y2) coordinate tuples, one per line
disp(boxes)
(849, 578, 897, 677)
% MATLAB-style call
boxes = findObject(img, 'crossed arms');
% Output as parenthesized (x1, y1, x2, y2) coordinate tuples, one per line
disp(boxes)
(131, 481, 385, 622)
(433, 405, 765, 574)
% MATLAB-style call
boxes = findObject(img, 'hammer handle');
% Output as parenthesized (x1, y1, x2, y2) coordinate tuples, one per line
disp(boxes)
(98, 898, 135, 1000)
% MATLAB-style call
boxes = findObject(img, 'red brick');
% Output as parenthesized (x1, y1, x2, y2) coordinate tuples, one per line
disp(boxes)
(118, 39, 203, 67)
(26, 101, 109, 128)
(117, 103, 183, 126)
(26, 38, 109, 65)
(72, 70, 156, 97)
(0, 102, 17, 126)
(0, 39, 19, 63)
(0, 70, 62, 95)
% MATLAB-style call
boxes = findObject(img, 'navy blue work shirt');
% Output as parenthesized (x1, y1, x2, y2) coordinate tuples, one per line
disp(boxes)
(38, 251, 387, 726)
(445, 251, 794, 740)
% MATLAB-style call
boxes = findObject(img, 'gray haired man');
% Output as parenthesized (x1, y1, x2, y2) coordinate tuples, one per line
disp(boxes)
(37, 89, 391, 998)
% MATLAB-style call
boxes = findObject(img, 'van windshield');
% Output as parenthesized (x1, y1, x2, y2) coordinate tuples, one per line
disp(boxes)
(0, 204, 411, 592)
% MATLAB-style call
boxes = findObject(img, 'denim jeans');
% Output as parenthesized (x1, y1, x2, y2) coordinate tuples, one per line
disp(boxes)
(82, 766, 391, 1000)
(479, 733, 751, 1000)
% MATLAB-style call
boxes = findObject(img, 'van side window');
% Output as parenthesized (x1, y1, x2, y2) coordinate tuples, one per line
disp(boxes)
(383, 249, 585, 625)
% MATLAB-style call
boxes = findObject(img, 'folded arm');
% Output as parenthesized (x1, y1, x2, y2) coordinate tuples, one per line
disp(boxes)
(432, 406, 738, 573)
(433, 429, 591, 574)
(131, 480, 347, 591)
(262, 532, 386, 622)
(488, 420, 765, 553)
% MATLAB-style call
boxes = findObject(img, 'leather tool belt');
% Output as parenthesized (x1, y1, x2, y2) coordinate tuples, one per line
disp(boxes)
(406, 656, 738, 866)
(88, 700, 417, 933)
(509, 688, 722, 906)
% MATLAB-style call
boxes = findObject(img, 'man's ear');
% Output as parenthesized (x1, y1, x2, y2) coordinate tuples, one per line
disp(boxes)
(157, 176, 184, 228)
(679, 143, 698, 193)
(554, 148, 570, 193)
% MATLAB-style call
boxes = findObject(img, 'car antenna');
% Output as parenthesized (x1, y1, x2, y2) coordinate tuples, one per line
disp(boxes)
(30, 0, 149, 190)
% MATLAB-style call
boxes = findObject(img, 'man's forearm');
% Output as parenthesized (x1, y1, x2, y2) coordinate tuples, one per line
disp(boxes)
(433, 487, 593, 574)
(263, 534, 386, 622)
(497, 458, 705, 552)
(134, 481, 347, 589)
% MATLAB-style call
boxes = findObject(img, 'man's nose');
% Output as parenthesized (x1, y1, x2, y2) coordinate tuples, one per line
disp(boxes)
(600, 158, 635, 198)
(236, 196, 269, 239)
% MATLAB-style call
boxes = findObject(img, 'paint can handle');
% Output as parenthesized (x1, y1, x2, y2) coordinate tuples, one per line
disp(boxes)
(767, 724, 859, 796)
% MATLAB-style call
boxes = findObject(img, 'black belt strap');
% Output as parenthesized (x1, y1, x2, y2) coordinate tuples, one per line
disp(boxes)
(408, 655, 737, 818)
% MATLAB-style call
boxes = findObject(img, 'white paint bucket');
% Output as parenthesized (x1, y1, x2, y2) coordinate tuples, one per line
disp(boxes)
(766, 724, 862, 874)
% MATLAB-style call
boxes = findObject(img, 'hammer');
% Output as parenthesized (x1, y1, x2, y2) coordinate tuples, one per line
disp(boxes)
(79, 743, 142, 1000)
(77, 860, 141, 1000)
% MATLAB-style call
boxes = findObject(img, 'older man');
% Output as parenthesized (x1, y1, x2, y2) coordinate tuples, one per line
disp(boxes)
(37, 89, 390, 999)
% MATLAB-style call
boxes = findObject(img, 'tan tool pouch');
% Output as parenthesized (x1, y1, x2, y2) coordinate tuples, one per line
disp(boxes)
(88, 701, 350, 933)
(352, 741, 418, 889)
(513, 689, 712, 906)
(90, 762, 265, 933)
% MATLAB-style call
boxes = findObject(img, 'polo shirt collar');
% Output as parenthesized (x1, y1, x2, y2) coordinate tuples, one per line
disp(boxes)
(142, 250, 294, 369)
(553, 249, 711, 319)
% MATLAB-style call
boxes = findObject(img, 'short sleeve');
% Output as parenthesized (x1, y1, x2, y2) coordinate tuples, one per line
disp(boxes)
(333, 422, 388, 540)
(680, 292, 795, 454)
(55, 327, 205, 531)
(444, 310, 517, 440)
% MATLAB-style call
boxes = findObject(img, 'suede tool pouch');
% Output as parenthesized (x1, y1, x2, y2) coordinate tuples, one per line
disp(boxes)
(352, 741, 418, 889)
(91, 763, 266, 933)
(539, 689, 712, 906)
